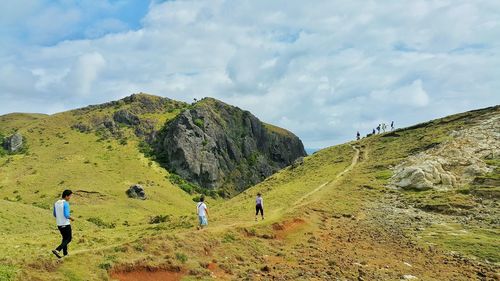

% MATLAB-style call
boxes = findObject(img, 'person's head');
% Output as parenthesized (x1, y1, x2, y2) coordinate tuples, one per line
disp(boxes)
(199, 196, 205, 202)
(257, 193, 261, 197)
(61, 189, 73, 201)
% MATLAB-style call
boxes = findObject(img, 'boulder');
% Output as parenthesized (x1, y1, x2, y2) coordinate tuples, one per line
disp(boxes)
(126, 184, 146, 200)
(3, 132, 23, 152)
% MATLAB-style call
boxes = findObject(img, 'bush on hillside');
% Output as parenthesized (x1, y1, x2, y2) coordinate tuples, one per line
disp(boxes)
(168, 173, 217, 198)
(138, 141, 154, 158)
(149, 214, 171, 224)
(87, 217, 116, 229)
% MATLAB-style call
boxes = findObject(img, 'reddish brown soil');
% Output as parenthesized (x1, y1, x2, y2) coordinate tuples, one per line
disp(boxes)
(272, 218, 305, 239)
(110, 270, 184, 281)
(207, 262, 229, 279)
(109, 264, 185, 281)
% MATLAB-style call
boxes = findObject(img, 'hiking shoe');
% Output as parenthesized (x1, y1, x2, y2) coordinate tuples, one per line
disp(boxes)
(52, 250, 62, 259)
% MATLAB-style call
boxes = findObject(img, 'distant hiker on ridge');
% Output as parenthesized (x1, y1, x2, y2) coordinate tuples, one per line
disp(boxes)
(372, 129, 376, 135)
(356, 131, 360, 140)
(52, 189, 74, 259)
(196, 196, 209, 230)
(255, 193, 264, 221)
(391, 121, 394, 131)
(382, 123, 387, 133)
(376, 124, 381, 134)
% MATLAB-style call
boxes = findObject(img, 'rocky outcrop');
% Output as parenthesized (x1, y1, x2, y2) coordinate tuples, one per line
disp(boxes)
(71, 94, 187, 143)
(154, 98, 306, 194)
(113, 109, 140, 126)
(3, 132, 23, 152)
(390, 113, 500, 191)
(126, 184, 146, 200)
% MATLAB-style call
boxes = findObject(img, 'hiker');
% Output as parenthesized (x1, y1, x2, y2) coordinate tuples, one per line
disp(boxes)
(376, 124, 381, 134)
(372, 128, 376, 135)
(356, 131, 360, 140)
(52, 189, 74, 258)
(196, 196, 209, 229)
(391, 121, 394, 131)
(255, 193, 264, 221)
(382, 123, 387, 133)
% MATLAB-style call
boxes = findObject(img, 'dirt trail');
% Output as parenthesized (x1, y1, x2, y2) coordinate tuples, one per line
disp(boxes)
(71, 145, 361, 257)
(201, 145, 361, 233)
(293, 145, 360, 207)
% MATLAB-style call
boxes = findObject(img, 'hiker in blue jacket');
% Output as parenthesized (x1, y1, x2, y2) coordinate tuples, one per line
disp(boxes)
(52, 190, 74, 258)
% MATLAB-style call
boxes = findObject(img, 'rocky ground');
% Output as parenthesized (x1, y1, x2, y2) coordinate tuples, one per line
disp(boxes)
(390, 113, 499, 191)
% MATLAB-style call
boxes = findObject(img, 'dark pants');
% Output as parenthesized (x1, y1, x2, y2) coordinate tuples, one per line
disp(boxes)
(56, 225, 72, 255)
(255, 204, 264, 216)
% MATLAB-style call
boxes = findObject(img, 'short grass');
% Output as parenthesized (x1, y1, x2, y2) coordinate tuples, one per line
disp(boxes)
(0, 97, 198, 280)
(422, 223, 500, 263)
(0, 100, 498, 280)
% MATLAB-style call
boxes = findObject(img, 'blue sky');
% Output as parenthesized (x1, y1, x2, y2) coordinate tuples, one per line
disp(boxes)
(1, 0, 499, 149)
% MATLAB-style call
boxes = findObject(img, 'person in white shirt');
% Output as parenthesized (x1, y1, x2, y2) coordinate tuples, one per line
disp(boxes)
(196, 196, 209, 229)
(52, 189, 75, 258)
(255, 193, 264, 221)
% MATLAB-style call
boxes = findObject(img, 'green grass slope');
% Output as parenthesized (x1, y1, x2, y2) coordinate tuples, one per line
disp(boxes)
(0, 102, 498, 280)
(0, 95, 200, 279)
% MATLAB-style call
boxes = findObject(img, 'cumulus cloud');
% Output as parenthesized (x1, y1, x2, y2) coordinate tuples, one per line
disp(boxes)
(67, 52, 107, 97)
(371, 79, 430, 108)
(1, 0, 500, 148)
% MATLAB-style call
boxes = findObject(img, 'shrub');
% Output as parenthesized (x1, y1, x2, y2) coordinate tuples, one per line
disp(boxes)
(149, 214, 171, 224)
(175, 252, 188, 263)
(168, 173, 218, 198)
(138, 141, 154, 158)
(0, 264, 17, 281)
(98, 262, 112, 270)
(193, 118, 204, 128)
(0, 133, 5, 157)
(222, 233, 237, 243)
(87, 217, 116, 229)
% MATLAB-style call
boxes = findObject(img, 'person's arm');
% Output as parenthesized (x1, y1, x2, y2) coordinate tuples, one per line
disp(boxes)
(204, 206, 209, 218)
(63, 201, 74, 221)
(53, 204, 56, 218)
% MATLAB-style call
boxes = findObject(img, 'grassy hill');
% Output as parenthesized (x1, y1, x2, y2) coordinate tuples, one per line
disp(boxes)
(0, 99, 498, 280)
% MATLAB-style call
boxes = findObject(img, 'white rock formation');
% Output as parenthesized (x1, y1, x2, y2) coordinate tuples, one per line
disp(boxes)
(390, 113, 499, 191)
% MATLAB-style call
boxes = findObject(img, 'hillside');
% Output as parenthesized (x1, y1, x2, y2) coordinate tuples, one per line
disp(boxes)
(0, 103, 499, 280)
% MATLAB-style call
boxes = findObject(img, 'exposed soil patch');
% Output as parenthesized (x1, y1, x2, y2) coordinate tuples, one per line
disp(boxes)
(73, 189, 107, 204)
(110, 270, 184, 281)
(110, 265, 184, 281)
(207, 262, 229, 279)
(272, 218, 305, 239)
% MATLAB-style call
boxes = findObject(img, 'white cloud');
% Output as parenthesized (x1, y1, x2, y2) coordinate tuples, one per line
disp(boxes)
(68, 52, 107, 97)
(1, 0, 500, 148)
(371, 79, 430, 108)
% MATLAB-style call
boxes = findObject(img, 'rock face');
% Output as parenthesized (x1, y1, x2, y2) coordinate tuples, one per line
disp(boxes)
(3, 132, 23, 152)
(154, 98, 307, 194)
(126, 184, 146, 199)
(390, 112, 500, 191)
(113, 109, 140, 126)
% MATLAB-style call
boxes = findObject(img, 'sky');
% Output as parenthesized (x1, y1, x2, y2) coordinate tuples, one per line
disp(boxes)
(1, 0, 499, 149)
